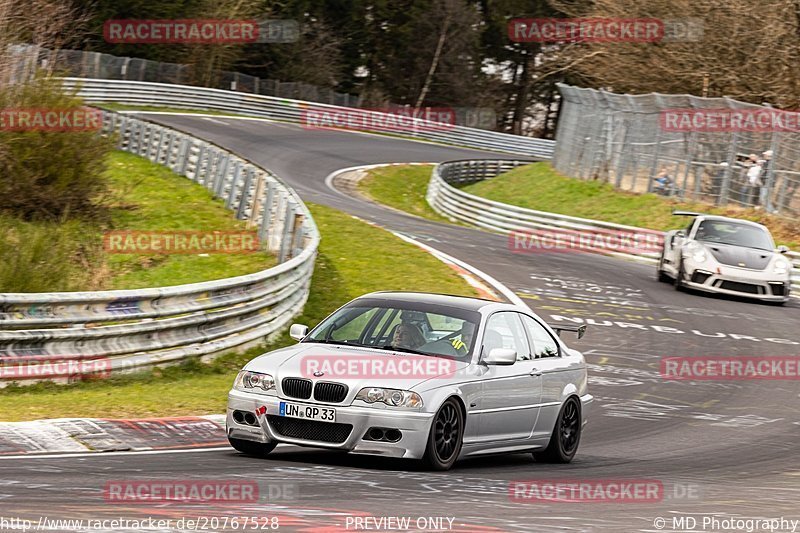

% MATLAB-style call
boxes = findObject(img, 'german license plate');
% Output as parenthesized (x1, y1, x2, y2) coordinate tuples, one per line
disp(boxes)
(279, 402, 336, 423)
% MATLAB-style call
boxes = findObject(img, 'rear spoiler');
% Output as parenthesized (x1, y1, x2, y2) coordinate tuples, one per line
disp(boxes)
(672, 210, 705, 217)
(551, 324, 587, 339)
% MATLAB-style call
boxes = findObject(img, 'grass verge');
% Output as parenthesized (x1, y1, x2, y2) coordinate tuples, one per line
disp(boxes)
(0, 203, 478, 421)
(97, 103, 248, 117)
(0, 151, 272, 292)
(462, 163, 800, 247)
(357, 164, 452, 223)
(358, 162, 799, 247)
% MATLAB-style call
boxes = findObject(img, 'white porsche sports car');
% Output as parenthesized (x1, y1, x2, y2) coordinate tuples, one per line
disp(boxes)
(657, 212, 792, 304)
(226, 292, 592, 470)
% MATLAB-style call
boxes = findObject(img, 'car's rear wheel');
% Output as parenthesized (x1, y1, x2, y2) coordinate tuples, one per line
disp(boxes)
(534, 396, 581, 464)
(422, 398, 464, 471)
(228, 437, 277, 457)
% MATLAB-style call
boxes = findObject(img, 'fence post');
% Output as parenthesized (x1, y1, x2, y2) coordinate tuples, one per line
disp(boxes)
(718, 131, 739, 205)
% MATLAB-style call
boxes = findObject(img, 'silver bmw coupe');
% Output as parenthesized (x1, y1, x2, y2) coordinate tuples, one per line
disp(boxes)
(226, 292, 592, 470)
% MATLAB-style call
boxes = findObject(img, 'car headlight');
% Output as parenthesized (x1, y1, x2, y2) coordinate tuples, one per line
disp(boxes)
(233, 370, 275, 394)
(355, 387, 423, 408)
(774, 259, 790, 275)
(686, 243, 707, 263)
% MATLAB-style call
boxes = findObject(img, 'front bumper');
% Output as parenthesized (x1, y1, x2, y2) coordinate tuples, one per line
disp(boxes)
(683, 266, 790, 302)
(226, 389, 434, 459)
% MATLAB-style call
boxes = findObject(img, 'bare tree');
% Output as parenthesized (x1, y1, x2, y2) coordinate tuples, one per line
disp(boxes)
(0, 0, 87, 84)
(548, 0, 800, 107)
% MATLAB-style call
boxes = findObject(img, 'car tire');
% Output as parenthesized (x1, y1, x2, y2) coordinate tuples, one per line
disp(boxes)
(534, 396, 581, 464)
(422, 398, 464, 471)
(673, 259, 686, 291)
(228, 437, 277, 457)
(657, 253, 671, 283)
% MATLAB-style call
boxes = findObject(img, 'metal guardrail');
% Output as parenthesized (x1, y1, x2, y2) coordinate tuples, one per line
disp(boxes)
(0, 111, 319, 383)
(61, 78, 557, 159)
(426, 159, 800, 292)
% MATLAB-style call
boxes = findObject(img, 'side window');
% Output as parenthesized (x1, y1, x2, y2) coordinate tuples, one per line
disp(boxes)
(520, 315, 560, 358)
(484, 312, 530, 361)
(686, 219, 696, 237)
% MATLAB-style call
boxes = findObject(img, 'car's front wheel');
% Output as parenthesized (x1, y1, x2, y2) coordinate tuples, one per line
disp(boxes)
(534, 396, 581, 463)
(228, 437, 277, 457)
(673, 259, 686, 291)
(656, 252, 671, 283)
(422, 398, 464, 471)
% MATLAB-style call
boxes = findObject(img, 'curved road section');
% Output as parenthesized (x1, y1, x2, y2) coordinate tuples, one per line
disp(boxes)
(1, 114, 798, 532)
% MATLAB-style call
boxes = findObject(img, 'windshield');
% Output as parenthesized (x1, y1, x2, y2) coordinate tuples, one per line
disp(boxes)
(694, 220, 774, 251)
(304, 298, 481, 360)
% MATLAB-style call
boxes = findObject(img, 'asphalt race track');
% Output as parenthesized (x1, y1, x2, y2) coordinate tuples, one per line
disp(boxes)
(2, 115, 798, 533)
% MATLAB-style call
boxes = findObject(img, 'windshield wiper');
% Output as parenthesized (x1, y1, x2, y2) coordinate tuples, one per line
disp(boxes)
(380, 345, 430, 356)
(306, 339, 369, 348)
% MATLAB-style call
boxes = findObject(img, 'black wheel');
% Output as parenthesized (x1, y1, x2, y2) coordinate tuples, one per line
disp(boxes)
(656, 253, 671, 283)
(422, 398, 464, 471)
(534, 397, 581, 463)
(228, 437, 277, 457)
(673, 259, 686, 291)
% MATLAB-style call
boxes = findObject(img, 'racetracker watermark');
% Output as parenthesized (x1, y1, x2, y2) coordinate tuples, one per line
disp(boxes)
(300, 355, 456, 380)
(0, 358, 112, 380)
(661, 108, 800, 133)
(508, 228, 663, 255)
(300, 106, 456, 133)
(0, 108, 102, 132)
(103, 231, 259, 255)
(103, 480, 259, 503)
(510, 479, 663, 503)
(661, 356, 800, 381)
(103, 19, 299, 44)
(508, 18, 703, 43)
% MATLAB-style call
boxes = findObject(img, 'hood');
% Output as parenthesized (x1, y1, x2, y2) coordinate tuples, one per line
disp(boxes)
(245, 343, 470, 402)
(703, 243, 774, 270)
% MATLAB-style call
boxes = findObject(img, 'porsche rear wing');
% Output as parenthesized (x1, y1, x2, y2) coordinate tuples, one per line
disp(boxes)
(551, 324, 587, 339)
(672, 210, 705, 217)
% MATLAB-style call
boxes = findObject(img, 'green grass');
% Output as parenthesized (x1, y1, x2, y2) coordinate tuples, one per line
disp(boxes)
(0, 203, 478, 421)
(0, 151, 272, 292)
(357, 164, 453, 223)
(462, 163, 800, 247)
(97, 103, 248, 117)
(105, 152, 272, 289)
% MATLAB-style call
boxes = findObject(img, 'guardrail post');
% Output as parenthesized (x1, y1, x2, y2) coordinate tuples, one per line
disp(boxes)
(154, 128, 167, 164)
(259, 182, 277, 248)
(225, 161, 243, 209)
(214, 155, 230, 197)
(236, 167, 256, 220)
(194, 144, 208, 183)
(278, 200, 298, 263)
(176, 138, 190, 174)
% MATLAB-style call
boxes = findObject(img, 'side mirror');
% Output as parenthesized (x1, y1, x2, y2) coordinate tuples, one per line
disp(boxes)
(483, 348, 516, 365)
(670, 230, 685, 247)
(289, 323, 309, 341)
(777, 245, 790, 254)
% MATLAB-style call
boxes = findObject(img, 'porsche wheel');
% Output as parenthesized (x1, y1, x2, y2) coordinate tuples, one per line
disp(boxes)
(673, 259, 686, 291)
(657, 253, 671, 283)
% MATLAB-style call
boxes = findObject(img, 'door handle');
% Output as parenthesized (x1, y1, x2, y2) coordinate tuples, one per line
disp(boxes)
(530, 368, 542, 376)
